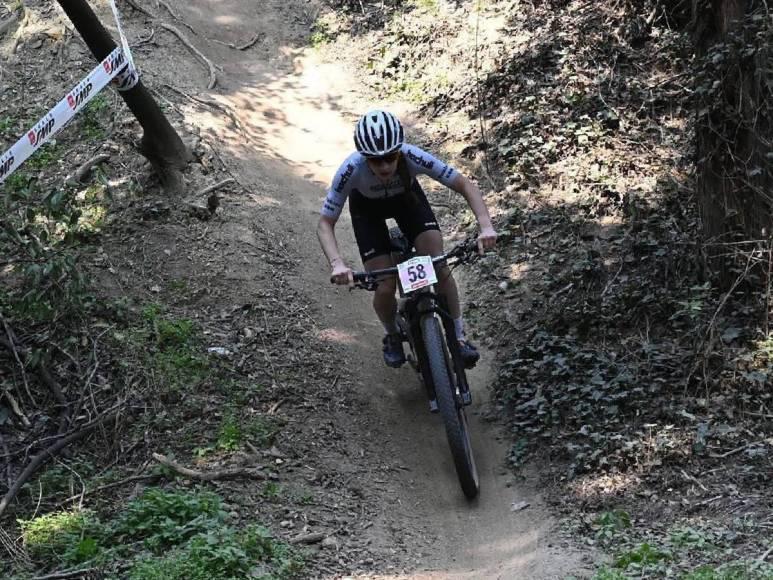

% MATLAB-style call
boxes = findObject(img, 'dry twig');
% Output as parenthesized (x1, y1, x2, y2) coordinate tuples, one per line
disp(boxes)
(2, 389, 31, 428)
(160, 23, 216, 89)
(31, 569, 100, 580)
(289, 532, 326, 545)
(0, 410, 120, 519)
(66, 154, 111, 184)
(0, 8, 20, 38)
(152, 452, 267, 481)
(196, 178, 235, 197)
(2, 315, 35, 407)
(0, 525, 31, 571)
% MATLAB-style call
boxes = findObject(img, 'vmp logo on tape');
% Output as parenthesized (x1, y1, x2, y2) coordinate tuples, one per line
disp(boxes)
(27, 115, 56, 147)
(102, 49, 126, 75)
(0, 152, 15, 180)
(67, 79, 94, 110)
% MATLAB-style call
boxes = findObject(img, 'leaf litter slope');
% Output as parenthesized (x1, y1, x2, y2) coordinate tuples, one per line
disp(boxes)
(139, 0, 590, 578)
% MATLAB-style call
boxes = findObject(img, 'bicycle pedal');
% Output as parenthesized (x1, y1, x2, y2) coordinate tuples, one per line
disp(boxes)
(461, 391, 472, 406)
(429, 399, 439, 413)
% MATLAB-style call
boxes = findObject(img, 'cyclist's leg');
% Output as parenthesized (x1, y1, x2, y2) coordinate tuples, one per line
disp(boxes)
(395, 183, 478, 366)
(363, 253, 398, 330)
(350, 192, 405, 366)
(413, 229, 461, 319)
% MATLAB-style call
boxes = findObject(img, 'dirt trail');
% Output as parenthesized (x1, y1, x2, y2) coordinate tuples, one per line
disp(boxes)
(166, 1, 587, 577)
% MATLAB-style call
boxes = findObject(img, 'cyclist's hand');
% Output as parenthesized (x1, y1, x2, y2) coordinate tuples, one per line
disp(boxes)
(330, 260, 353, 286)
(477, 226, 497, 255)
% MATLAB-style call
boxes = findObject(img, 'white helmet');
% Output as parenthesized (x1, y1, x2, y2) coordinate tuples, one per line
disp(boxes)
(353, 110, 404, 157)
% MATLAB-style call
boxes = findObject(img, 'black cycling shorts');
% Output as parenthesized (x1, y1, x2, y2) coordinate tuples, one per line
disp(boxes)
(349, 180, 441, 263)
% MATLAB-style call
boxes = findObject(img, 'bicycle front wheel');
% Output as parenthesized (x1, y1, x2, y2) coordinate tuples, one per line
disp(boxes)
(420, 314, 479, 499)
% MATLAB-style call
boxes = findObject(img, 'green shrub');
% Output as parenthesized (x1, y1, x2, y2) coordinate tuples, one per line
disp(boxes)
(115, 488, 225, 552)
(19, 509, 103, 565)
(129, 525, 303, 580)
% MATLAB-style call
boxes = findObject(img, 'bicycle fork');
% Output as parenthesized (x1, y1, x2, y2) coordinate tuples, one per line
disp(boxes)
(402, 294, 473, 411)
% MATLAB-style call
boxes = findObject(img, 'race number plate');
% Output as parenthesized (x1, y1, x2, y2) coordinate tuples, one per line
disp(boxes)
(397, 256, 438, 293)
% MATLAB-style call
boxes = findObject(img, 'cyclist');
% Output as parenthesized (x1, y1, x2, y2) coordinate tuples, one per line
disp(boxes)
(317, 109, 497, 368)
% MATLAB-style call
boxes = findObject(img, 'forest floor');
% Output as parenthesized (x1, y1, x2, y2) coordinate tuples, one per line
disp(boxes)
(0, 0, 772, 579)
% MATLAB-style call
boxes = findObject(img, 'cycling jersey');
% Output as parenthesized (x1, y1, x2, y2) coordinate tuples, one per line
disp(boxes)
(320, 143, 457, 220)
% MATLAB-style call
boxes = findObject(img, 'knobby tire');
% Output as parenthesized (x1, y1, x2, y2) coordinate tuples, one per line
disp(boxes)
(420, 314, 479, 499)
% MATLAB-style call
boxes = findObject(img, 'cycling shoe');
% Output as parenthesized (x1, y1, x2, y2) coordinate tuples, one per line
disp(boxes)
(382, 333, 406, 368)
(458, 339, 480, 369)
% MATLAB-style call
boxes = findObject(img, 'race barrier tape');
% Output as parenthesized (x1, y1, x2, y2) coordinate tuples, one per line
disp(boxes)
(1, 2, 139, 185)
(0, 47, 128, 185)
(108, 0, 139, 92)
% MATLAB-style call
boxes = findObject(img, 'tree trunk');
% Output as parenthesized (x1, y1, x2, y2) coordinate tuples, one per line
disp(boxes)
(693, 0, 773, 286)
(55, 0, 192, 193)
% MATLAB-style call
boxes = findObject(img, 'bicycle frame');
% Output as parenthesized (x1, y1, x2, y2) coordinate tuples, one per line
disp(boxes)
(351, 241, 476, 409)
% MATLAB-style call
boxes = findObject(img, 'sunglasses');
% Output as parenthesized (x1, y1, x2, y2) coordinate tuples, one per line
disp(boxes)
(367, 151, 400, 164)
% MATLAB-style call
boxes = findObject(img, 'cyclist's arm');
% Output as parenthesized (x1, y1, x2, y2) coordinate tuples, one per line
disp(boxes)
(448, 173, 497, 252)
(317, 214, 345, 268)
(318, 157, 358, 284)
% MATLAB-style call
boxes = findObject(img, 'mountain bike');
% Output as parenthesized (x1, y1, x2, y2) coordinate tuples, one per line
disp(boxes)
(345, 229, 480, 499)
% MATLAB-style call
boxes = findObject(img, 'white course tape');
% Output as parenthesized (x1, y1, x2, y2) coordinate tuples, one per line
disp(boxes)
(0, 48, 127, 185)
(108, 0, 139, 92)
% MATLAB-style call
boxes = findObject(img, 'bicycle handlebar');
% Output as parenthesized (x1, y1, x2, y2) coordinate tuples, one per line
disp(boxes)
(329, 239, 478, 288)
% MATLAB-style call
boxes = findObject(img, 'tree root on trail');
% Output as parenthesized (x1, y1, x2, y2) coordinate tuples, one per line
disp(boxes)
(123, 0, 154, 18)
(152, 453, 268, 481)
(210, 32, 262, 51)
(160, 23, 216, 89)
(157, 0, 196, 34)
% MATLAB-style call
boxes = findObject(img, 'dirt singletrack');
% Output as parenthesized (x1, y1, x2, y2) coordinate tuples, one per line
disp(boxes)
(155, 1, 588, 577)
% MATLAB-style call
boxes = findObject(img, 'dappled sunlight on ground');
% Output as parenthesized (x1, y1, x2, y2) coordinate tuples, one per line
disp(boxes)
(319, 530, 544, 579)
(570, 472, 642, 498)
(316, 327, 360, 345)
(221, 53, 356, 184)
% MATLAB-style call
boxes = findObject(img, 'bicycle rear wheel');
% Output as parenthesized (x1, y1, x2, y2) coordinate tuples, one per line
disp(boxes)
(420, 314, 479, 499)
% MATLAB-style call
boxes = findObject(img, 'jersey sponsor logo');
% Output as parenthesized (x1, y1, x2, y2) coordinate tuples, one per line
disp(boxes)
(424, 221, 437, 227)
(67, 80, 93, 110)
(440, 165, 454, 180)
(0, 152, 15, 180)
(406, 149, 434, 170)
(368, 177, 402, 194)
(335, 163, 355, 193)
(27, 115, 55, 147)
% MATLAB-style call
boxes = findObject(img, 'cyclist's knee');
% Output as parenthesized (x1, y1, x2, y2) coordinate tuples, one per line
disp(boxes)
(375, 275, 397, 295)
(436, 263, 453, 280)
